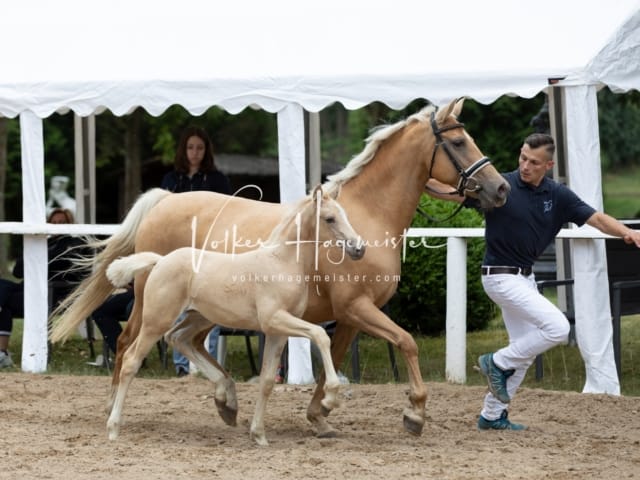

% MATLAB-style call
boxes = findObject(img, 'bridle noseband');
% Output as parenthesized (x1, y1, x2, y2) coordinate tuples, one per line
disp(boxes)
(428, 111, 492, 196)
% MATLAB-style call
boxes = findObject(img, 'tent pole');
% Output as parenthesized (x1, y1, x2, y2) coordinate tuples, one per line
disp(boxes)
(74, 114, 96, 224)
(278, 104, 314, 385)
(548, 86, 572, 314)
(308, 111, 321, 188)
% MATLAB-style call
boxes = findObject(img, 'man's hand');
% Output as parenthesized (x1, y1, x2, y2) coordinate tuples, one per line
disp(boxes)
(622, 230, 640, 248)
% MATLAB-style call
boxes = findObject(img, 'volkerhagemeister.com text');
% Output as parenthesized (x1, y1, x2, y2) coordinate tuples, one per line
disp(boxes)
(230, 273, 401, 284)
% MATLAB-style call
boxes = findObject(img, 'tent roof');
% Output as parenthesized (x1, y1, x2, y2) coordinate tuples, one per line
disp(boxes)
(2, 0, 639, 118)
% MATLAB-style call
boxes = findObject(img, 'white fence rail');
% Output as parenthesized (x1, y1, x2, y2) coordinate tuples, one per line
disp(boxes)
(2, 223, 615, 378)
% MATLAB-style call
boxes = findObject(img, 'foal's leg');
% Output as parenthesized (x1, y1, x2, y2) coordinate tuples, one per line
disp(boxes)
(165, 311, 238, 426)
(249, 335, 288, 446)
(263, 310, 342, 409)
(106, 327, 163, 440)
(306, 322, 358, 438)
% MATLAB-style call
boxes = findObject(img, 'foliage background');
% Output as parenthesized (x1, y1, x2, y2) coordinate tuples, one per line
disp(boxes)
(3, 90, 639, 225)
(1, 89, 639, 296)
(388, 196, 494, 334)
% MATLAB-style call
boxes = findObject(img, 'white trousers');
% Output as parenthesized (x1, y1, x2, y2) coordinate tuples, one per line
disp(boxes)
(480, 273, 570, 420)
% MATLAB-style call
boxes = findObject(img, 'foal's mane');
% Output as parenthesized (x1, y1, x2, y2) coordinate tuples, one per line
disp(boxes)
(263, 194, 315, 247)
(323, 104, 437, 195)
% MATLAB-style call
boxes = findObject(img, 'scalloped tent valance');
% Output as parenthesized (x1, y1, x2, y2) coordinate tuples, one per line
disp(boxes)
(1, 0, 638, 118)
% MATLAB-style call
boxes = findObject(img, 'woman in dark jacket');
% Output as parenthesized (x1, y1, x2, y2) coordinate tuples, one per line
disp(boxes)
(160, 126, 232, 376)
(160, 126, 231, 194)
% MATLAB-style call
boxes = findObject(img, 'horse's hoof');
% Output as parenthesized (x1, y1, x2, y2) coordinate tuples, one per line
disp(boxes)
(215, 400, 238, 426)
(250, 431, 269, 446)
(307, 413, 337, 438)
(402, 414, 424, 436)
(107, 424, 120, 441)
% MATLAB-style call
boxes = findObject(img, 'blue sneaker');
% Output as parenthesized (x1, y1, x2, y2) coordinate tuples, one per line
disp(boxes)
(0, 350, 13, 368)
(478, 410, 527, 431)
(477, 353, 514, 403)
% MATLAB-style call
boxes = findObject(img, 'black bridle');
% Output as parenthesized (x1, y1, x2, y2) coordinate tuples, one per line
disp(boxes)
(418, 110, 493, 223)
(428, 110, 492, 196)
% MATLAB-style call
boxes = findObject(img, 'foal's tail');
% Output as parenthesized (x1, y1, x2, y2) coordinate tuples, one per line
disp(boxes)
(106, 252, 163, 288)
(49, 188, 171, 344)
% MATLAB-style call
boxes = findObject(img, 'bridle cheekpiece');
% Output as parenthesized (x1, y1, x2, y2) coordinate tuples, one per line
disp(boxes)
(429, 110, 492, 196)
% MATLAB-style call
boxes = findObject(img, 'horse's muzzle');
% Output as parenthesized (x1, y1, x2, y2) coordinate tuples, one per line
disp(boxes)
(346, 239, 366, 261)
(477, 179, 510, 210)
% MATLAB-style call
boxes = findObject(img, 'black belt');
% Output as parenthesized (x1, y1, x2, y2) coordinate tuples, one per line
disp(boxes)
(481, 266, 532, 276)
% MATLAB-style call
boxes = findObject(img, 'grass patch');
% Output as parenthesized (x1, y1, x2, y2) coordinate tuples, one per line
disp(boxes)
(8, 314, 640, 396)
(603, 165, 640, 218)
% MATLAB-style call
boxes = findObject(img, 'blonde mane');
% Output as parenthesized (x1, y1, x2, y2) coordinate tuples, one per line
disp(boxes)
(323, 104, 437, 195)
(263, 194, 313, 246)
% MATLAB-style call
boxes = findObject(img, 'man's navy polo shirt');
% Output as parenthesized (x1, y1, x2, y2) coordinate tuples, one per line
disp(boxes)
(466, 170, 596, 268)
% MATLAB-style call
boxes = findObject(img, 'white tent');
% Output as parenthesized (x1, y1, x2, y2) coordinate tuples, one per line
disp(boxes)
(1, 0, 639, 393)
(2, 0, 638, 114)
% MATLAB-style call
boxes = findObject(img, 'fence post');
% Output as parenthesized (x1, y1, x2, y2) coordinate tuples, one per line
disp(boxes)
(446, 237, 467, 383)
(20, 111, 48, 373)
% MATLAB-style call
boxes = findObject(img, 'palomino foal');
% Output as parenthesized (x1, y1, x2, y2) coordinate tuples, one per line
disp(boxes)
(104, 186, 365, 446)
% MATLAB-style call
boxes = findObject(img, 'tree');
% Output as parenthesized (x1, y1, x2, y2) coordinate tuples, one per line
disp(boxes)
(457, 95, 547, 172)
(597, 88, 640, 170)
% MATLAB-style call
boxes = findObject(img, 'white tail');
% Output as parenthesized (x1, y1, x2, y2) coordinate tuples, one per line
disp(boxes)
(50, 188, 171, 344)
(106, 252, 163, 287)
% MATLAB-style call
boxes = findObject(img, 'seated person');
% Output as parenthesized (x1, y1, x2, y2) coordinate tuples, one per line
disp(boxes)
(0, 278, 23, 368)
(92, 287, 167, 368)
(173, 312, 220, 377)
(0, 208, 86, 368)
(91, 287, 134, 355)
(92, 287, 218, 371)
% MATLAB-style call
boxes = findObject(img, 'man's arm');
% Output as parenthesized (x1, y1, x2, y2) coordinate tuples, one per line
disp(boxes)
(586, 212, 640, 248)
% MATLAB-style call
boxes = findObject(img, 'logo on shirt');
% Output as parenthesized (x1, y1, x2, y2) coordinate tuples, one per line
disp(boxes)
(543, 200, 553, 213)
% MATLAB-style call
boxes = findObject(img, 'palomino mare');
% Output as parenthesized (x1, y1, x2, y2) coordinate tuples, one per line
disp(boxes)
(104, 186, 365, 445)
(51, 98, 510, 438)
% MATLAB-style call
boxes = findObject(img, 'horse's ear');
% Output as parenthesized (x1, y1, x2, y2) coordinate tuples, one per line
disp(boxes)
(436, 99, 456, 123)
(311, 184, 323, 201)
(452, 97, 465, 118)
(328, 186, 339, 200)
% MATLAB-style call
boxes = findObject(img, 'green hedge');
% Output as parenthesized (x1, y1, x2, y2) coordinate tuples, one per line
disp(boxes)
(388, 195, 495, 335)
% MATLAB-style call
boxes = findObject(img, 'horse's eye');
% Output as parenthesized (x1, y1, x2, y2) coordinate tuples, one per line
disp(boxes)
(325, 216, 336, 224)
(452, 138, 465, 148)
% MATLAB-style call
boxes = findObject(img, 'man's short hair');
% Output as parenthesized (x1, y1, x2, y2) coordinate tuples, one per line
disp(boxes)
(524, 133, 555, 159)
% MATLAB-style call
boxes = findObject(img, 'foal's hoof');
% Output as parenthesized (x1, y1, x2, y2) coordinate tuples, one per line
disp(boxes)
(215, 399, 238, 426)
(107, 422, 120, 441)
(402, 413, 425, 436)
(250, 431, 269, 447)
